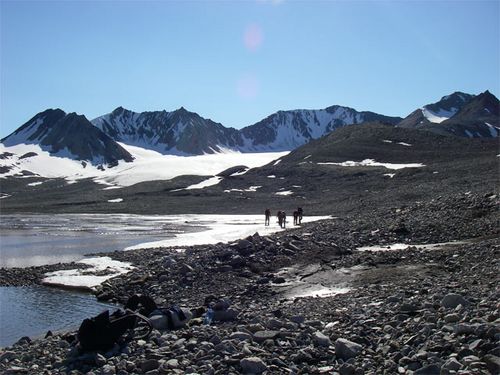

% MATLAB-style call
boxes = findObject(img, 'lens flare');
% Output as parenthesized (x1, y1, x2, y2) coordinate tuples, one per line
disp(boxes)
(244, 24, 263, 52)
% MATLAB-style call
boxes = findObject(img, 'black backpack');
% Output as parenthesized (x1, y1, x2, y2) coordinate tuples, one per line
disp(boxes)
(77, 309, 151, 352)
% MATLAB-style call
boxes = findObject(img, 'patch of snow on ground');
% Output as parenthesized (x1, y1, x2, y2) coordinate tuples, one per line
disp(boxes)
(357, 240, 469, 252)
(275, 190, 293, 196)
(0, 193, 11, 199)
(125, 214, 331, 250)
(318, 159, 425, 170)
(303, 155, 312, 160)
(42, 257, 135, 289)
(397, 142, 412, 146)
(273, 159, 282, 166)
(107, 198, 123, 203)
(382, 140, 393, 143)
(27, 181, 44, 186)
(384, 173, 396, 178)
(224, 186, 262, 193)
(267, 175, 276, 178)
(185, 176, 222, 190)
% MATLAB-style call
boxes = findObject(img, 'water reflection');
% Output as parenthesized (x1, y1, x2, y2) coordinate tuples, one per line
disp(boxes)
(0, 286, 116, 348)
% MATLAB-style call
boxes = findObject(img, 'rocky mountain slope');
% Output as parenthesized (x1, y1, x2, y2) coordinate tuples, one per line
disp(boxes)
(92, 105, 402, 154)
(92, 107, 243, 155)
(397, 91, 499, 138)
(1, 122, 497, 216)
(1, 109, 133, 166)
(238, 106, 402, 152)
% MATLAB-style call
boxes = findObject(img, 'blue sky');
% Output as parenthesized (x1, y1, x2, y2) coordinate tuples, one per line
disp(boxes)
(1, 0, 499, 136)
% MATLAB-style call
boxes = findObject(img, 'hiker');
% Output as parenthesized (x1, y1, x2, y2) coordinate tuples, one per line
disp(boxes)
(293, 210, 299, 225)
(265, 208, 271, 226)
(277, 210, 283, 228)
(277, 211, 286, 228)
(298, 207, 303, 224)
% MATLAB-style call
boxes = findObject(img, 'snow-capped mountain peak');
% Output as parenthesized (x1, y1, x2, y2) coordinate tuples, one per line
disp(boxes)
(1, 109, 133, 165)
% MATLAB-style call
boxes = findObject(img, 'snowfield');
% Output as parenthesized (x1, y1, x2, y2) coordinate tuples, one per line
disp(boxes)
(0, 142, 289, 187)
(318, 159, 425, 170)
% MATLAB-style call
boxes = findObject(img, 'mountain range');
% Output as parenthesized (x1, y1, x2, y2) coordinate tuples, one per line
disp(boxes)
(1, 90, 498, 167)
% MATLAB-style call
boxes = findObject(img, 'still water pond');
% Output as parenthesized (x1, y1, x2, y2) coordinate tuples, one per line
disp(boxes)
(0, 286, 116, 348)
(0, 213, 205, 347)
(0, 213, 202, 268)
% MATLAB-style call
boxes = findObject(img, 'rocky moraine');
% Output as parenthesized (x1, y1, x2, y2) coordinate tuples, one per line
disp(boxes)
(0, 191, 498, 375)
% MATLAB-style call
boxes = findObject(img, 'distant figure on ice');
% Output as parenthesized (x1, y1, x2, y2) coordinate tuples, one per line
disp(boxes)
(297, 207, 303, 225)
(277, 211, 287, 228)
(265, 208, 271, 226)
(293, 210, 299, 225)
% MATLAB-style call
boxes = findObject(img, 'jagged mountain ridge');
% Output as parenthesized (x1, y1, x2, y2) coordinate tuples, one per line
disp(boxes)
(1, 90, 497, 169)
(92, 106, 243, 155)
(1, 109, 133, 165)
(239, 105, 402, 151)
(397, 91, 499, 137)
(397, 91, 475, 129)
(92, 105, 403, 154)
(423, 91, 500, 138)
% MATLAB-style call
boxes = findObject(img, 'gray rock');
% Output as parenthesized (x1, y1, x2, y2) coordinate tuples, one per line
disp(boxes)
(213, 308, 239, 322)
(230, 255, 246, 268)
(483, 354, 500, 374)
(236, 240, 254, 255)
(335, 338, 363, 360)
(339, 363, 356, 375)
(290, 315, 305, 324)
(414, 364, 440, 375)
(313, 331, 332, 347)
(444, 313, 461, 323)
(455, 323, 476, 335)
(441, 357, 462, 372)
(141, 359, 160, 372)
(0, 351, 17, 362)
(3, 367, 29, 375)
(95, 353, 107, 366)
(253, 330, 279, 343)
(441, 294, 469, 308)
(166, 359, 179, 369)
(101, 364, 116, 375)
(230, 332, 253, 342)
(179, 264, 194, 275)
(240, 357, 268, 374)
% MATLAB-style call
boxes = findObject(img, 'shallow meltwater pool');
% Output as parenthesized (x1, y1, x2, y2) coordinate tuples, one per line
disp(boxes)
(0, 286, 116, 348)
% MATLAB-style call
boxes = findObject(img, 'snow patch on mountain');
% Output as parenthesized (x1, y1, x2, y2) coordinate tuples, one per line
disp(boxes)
(421, 107, 458, 123)
(484, 123, 499, 137)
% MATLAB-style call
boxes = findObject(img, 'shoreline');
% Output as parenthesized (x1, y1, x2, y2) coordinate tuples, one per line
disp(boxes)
(0, 191, 498, 374)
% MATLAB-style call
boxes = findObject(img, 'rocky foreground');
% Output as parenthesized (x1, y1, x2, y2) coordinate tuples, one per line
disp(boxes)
(0, 192, 499, 374)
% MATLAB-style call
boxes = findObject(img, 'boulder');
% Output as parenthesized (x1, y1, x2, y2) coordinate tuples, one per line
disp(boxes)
(240, 357, 268, 374)
(335, 338, 363, 360)
(483, 354, 500, 374)
(253, 330, 279, 343)
(213, 308, 239, 322)
(441, 294, 469, 308)
(414, 364, 440, 375)
(441, 357, 462, 372)
(313, 331, 332, 347)
(230, 332, 253, 342)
